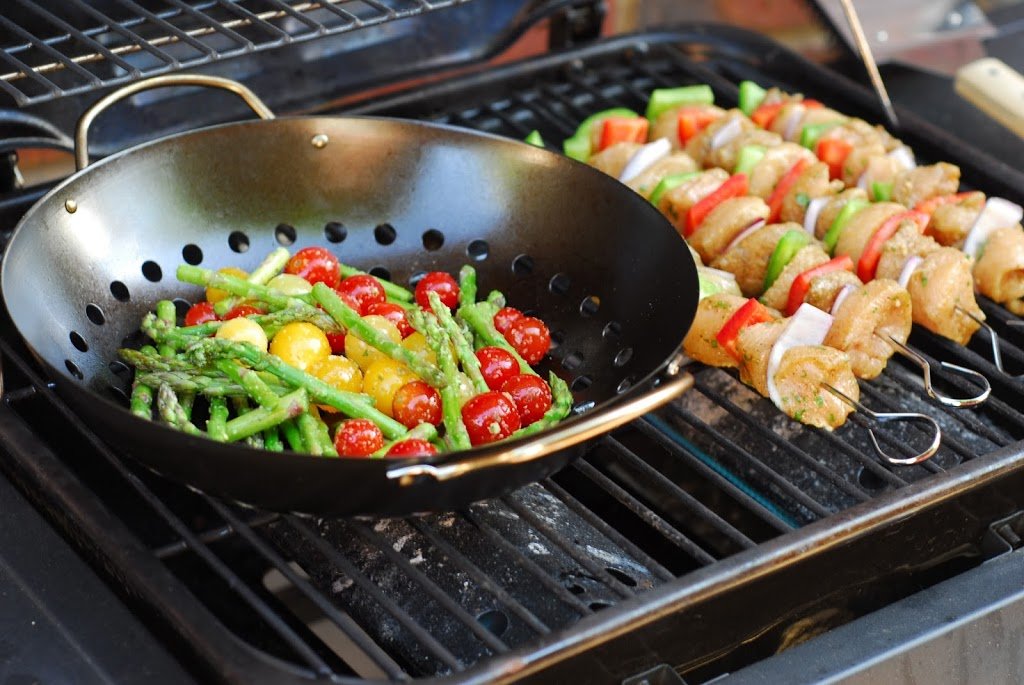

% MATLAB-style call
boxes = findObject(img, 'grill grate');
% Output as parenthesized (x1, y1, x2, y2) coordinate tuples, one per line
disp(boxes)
(2, 27, 1024, 683)
(0, 0, 469, 107)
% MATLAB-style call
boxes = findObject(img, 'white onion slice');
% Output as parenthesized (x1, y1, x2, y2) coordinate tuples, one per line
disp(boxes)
(830, 283, 857, 316)
(856, 169, 871, 191)
(724, 218, 766, 254)
(963, 197, 1024, 260)
(888, 145, 916, 171)
(710, 117, 744, 151)
(781, 104, 806, 141)
(803, 197, 829, 235)
(701, 266, 737, 283)
(897, 255, 923, 289)
(766, 303, 834, 409)
(619, 137, 672, 183)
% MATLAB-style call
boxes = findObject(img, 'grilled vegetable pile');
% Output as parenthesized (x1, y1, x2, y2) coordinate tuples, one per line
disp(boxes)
(121, 247, 571, 457)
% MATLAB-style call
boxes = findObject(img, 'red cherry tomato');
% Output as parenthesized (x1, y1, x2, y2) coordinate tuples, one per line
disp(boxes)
(392, 380, 442, 429)
(224, 303, 266, 320)
(326, 331, 346, 355)
(501, 374, 553, 426)
(504, 316, 551, 364)
(335, 275, 386, 315)
(415, 272, 459, 310)
(385, 439, 438, 457)
(476, 346, 519, 391)
(492, 307, 523, 335)
(366, 301, 414, 338)
(184, 301, 218, 327)
(284, 246, 340, 288)
(461, 391, 521, 446)
(334, 419, 384, 457)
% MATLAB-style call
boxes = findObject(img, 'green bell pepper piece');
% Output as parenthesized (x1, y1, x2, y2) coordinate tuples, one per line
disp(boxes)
(525, 130, 544, 147)
(738, 80, 767, 116)
(563, 107, 639, 161)
(649, 171, 699, 208)
(645, 85, 715, 121)
(823, 198, 869, 254)
(734, 145, 766, 175)
(871, 180, 893, 202)
(764, 229, 811, 291)
(799, 121, 843, 150)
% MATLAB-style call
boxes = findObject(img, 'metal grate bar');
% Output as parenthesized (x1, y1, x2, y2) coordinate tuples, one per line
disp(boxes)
(660, 44, 741, 101)
(203, 499, 409, 679)
(0, 14, 100, 85)
(501, 496, 640, 599)
(152, 512, 279, 559)
(806, 423, 908, 489)
(211, 0, 291, 42)
(108, 0, 218, 58)
(632, 417, 796, 532)
(668, 403, 831, 517)
(538, 477, 676, 582)
(159, 0, 254, 50)
(693, 377, 872, 501)
(570, 458, 717, 566)
(844, 408, 945, 473)
(349, 522, 511, 654)
(0, 339, 335, 676)
(61, 0, 179, 70)
(406, 519, 552, 636)
(285, 516, 462, 672)
(598, 435, 757, 550)
(256, 0, 326, 32)
(14, 0, 141, 77)
(858, 383, 977, 461)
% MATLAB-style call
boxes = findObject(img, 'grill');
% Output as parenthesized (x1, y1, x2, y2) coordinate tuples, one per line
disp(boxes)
(2, 12, 1024, 684)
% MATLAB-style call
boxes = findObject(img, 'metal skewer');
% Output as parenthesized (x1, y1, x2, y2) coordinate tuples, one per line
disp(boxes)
(958, 305, 1007, 373)
(882, 335, 991, 406)
(823, 383, 941, 465)
(836, 0, 901, 130)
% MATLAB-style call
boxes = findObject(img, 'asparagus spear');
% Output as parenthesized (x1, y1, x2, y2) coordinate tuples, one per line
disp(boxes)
(156, 384, 203, 436)
(308, 406, 338, 457)
(214, 247, 291, 316)
(177, 265, 314, 311)
(263, 424, 284, 452)
(231, 396, 263, 448)
(408, 309, 471, 450)
(311, 283, 446, 387)
(339, 263, 414, 302)
(427, 291, 488, 394)
(458, 302, 537, 376)
(130, 381, 154, 419)
(486, 290, 506, 309)
(207, 396, 229, 441)
(509, 373, 573, 438)
(223, 389, 307, 443)
(134, 370, 250, 397)
(280, 418, 305, 452)
(155, 300, 177, 357)
(187, 338, 408, 439)
(458, 265, 477, 309)
(297, 413, 325, 456)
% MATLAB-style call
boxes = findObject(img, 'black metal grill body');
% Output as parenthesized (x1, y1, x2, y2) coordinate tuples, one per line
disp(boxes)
(2, 24, 1024, 684)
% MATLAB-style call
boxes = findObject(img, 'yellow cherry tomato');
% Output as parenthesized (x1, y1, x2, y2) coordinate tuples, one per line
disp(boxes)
(345, 315, 401, 371)
(266, 273, 313, 296)
(206, 266, 247, 304)
(309, 355, 363, 412)
(400, 332, 456, 367)
(362, 358, 418, 416)
(269, 322, 331, 371)
(215, 317, 268, 350)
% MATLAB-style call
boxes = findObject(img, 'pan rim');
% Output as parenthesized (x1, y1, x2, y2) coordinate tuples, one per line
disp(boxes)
(2, 113, 697, 473)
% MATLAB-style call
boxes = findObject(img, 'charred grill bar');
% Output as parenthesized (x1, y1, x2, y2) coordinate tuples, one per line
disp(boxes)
(2, 8, 1024, 684)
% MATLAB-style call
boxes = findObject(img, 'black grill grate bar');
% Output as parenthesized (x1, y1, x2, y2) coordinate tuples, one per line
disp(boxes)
(632, 417, 795, 533)
(501, 495, 640, 600)
(668, 403, 832, 518)
(152, 511, 279, 559)
(60, 0, 179, 70)
(507, 90, 580, 138)
(570, 457, 718, 566)
(0, 14, 100, 85)
(844, 410, 945, 473)
(14, 0, 141, 78)
(209, 0, 290, 42)
(660, 44, 741, 101)
(406, 518, 552, 636)
(285, 516, 462, 672)
(460, 508, 596, 614)
(349, 521, 511, 655)
(0, 339, 335, 676)
(597, 435, 756, 550)
(257, 0, 326, 33)
(802, 420, 908, 488)
(160, 0, 254, 50)
(856, 382, 977, 461)
(109, 0, 218, 58)
(692, 377, 872, 501)
(202, 498, 408, 679)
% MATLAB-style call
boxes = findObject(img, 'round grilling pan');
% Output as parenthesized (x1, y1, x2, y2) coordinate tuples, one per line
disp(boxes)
(1, 75, 698, 516)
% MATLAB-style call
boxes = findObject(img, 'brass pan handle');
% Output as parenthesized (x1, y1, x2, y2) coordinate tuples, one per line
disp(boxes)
(75, 74, 275, 170)
(386, 367, 694, 486)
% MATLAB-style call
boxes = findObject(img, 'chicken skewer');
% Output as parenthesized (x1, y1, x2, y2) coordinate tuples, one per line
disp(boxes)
(684, 292, 940, 463)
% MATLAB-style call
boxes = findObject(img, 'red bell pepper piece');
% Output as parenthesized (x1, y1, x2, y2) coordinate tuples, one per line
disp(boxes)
(802, 99, 824, 109)
(750, 101, 784, 129)
(766, 158, 810, 224)
(816, 137, 853, 181)
(677, 107, 720, 143)
(685, 173, 749, 237)
(785, 255, 854, 316)
(716, 298, 775, 362)
(914, 191, 982, 215)
(598, 117, 649, 151)
(856, 210, 929, 283)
